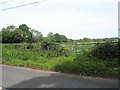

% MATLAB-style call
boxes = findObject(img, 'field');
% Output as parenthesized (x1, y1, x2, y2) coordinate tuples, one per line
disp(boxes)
(1, 42, 119, 79)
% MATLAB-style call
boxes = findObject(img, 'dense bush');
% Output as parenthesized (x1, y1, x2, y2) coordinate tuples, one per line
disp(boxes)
(41, 43, 69, 57)
(41, 42, 60, 51)
(90, 41, 118, 59)
(56, 47, 69, 57)
(53, 58, 108, 75)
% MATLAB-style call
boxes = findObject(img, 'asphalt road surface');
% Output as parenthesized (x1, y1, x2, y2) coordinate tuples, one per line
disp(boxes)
(1, 64, 118, 88)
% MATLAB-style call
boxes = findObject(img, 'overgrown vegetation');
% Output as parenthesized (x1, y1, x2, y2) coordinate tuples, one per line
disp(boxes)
(2, 41, 119, 78)
(90, 42, 119, 59)
(1, 24, 119, 78)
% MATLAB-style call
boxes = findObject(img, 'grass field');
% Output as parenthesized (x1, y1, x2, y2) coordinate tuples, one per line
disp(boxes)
(2, 43, 119, 78)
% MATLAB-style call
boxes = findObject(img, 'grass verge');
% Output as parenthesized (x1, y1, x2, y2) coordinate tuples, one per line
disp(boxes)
(2, 44, 119, 79)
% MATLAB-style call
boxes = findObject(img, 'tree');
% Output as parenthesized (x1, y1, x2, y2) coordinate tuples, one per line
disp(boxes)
(12, 28, 28, 43)
(82, 37, 91, 42)
(19, 24, 34, 43)
(2, 27, 13, 43)
(61, 35, 67, 42)
(54, 33, 67, 43)
(1, 25, 17, 43)
(19, 24, 29, 32)
(31, 29, 43, 43)
(47, 32, 55, 42)
(6, 25, 16, 31)
(2, 25, 29, 43)
(54, 33, 61, 42)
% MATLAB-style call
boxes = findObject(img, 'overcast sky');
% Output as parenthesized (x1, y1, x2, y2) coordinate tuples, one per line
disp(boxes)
(118, 1, 120, 38)
(0, 0, 118, 39)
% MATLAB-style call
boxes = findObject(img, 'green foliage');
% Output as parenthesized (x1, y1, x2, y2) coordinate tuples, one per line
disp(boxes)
(18, 24, 34, 43)
(54, 33, 67, 42)
(3, 43, 34, 50)
(56, 47, 69, 57)
(24, 44, 34, 49)
(1, 24, 119, 78)
(1, 24, 43, 43)
(31, 29, 43, 43)
(53, 60, 108, 75)
(41, 37, 54, 50)
(82, 37, 91, 42)
(12, 28, 28, 43)
(40, 37, 69, 56)
(47, 32, 55, 42)
(40, 37, 58, 51)
(19, 24, 29, 32)
(2, 29, 12, 43)
(2, 25, 27, 43)
(90, 41, 118, 59)
(2, 43, 119, 77)
(1, 24, 69, 44)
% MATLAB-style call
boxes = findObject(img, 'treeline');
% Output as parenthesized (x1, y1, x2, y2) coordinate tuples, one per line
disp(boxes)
(0, 24, 118, 43)
(0, 24, 68, 43)
(78, 37, 118, 42)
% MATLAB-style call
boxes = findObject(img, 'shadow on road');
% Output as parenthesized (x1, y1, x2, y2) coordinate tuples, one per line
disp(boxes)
(5, 73, 118, 88)
(9, 76, 56, 88)
(7, 73, 82, 88)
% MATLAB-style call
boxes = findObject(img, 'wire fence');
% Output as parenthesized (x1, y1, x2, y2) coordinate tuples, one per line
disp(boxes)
(3, 41, 118, 57)
(61, 42, 118, 56)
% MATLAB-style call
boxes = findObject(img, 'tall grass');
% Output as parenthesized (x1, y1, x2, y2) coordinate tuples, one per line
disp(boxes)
(2, 43, 119, 78)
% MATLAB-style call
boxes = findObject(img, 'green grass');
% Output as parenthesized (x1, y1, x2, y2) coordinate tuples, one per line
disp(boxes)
(2, 43, 119, 78)
(2, 44, 74, 70)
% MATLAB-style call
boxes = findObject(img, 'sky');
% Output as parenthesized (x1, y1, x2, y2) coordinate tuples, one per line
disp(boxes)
(0, 0, 119, 39)
(118, 1, 120, 38)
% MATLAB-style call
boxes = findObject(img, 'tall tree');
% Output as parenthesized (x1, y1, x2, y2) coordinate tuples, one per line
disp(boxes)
(19, 24, 33, 43)
(12, 28, 28, 43)
(19, 24, 29, 32)
(2, 25, 29, 43)
(2, 27, 14, 43)
(31, 29, 43, 43)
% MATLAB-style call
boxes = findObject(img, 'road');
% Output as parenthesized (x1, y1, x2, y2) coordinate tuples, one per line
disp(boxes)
(1, 64, 118, 88)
